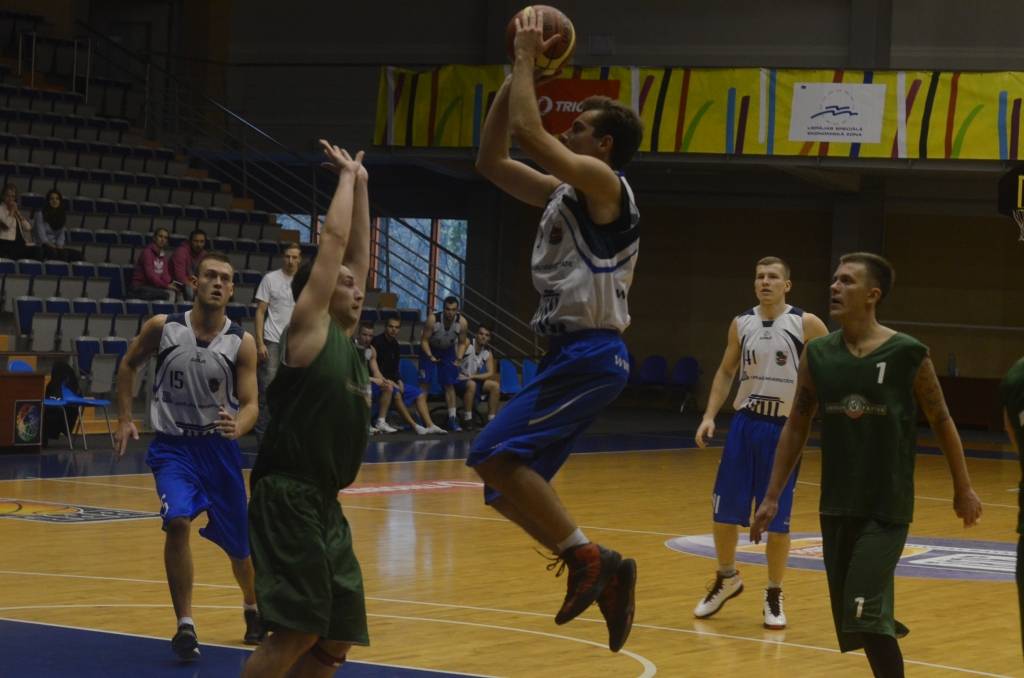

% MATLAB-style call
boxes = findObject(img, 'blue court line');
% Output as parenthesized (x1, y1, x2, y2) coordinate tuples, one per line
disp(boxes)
(0, 618, 483, 678)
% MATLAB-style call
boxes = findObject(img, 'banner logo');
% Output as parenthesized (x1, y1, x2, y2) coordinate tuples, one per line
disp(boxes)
(0, 498, 159, 523)
(789, 83, 886, 143)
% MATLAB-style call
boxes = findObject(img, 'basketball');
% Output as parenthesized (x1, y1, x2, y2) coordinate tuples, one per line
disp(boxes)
(505, 5, 576, 76)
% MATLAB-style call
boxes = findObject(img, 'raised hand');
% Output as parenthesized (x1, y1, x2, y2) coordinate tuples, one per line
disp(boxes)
(318, 139, 365, 177)
(513, 8, 564, 62)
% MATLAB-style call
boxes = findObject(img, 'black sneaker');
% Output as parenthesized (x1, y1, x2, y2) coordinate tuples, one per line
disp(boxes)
(171, 623, 200, 661)
(243, 609, 267, 645)
(550, 543, 622, 625)
(597, 558, 637, 652)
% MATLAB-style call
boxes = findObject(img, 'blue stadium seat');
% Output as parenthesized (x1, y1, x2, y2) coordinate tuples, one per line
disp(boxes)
(239, 269, 262, 285)
(43, 260, 70, 276)
(45, 297, 71, 314)
(14, 296, 43, 336)
(0, 258, 15, 274)
(124, 299, 150, 316)
(75, 336, 101, 375)
(258, 240, 280, 255)
(637, 355, 669, 386)
(175, 303, 192, 313)
(151, 301, 175, 315)
(499, 359, 522, 396)
(72, 297, 99, 315)
(102, 336, 129, 365)
(67, 228, 93, 244)
(522, 358, 538, 386)
(16, 259, 42, 275)
(99, 298, 126, 315)
(225, 303, 247, 323)
(72, 262, 97, 278)
(118, 231, 145, 247)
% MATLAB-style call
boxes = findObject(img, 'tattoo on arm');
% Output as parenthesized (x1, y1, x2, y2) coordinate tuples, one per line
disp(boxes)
(794, 386, 816, 417)
(915, 360, 951, 427)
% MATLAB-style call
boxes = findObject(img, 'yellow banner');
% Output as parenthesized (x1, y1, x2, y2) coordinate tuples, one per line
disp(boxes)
(376, 65, 1024, 161)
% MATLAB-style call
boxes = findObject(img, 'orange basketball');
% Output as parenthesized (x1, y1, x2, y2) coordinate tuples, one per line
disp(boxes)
(505, 5, 576, 76)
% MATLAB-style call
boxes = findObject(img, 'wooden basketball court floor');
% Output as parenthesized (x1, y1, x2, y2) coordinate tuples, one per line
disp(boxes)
(0, 427, 1020, 677)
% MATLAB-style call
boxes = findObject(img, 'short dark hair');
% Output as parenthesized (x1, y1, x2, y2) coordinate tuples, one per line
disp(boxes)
(196, 251, 232, 274)
(839, 252, 895, 303)
(292, 260, 313, 301)
(476, 322, 492, 334)
(580, 96, 644, 170)
(359, 321, 375, 332)
(153, 227, 169, 240)
(443, 296, 459, 307)
(282, 242, 301, 255)
(385, 316, 401, 327)
(756, 256, 790, 279)
(189, 228, 207, 241)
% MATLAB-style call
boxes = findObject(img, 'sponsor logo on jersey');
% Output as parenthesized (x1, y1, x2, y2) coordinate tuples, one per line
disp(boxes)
(0, 498, 159, 523)
(825, 393, 887, 419)
(548, 224, 564, 244)
(667, 533, 1016, 581)
(775, 350, 788, 366)
(208, 378, 221, 392)
(340, 480, 483, 496)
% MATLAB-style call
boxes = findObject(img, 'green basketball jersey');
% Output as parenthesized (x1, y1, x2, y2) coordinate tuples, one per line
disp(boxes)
(251, 321, 370, 497)
(807, 331, 928, 524)
(999, 357, 1024, 534)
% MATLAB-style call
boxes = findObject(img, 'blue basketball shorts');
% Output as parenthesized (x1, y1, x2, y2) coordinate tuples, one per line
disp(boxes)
(419, 347, 460, 387)
(371, 380, 420, 406)
(467, 330, 629, 504)
(454, 378, 493, 401)
(711, 409, 799, 533)
(146, 433, 250, 559)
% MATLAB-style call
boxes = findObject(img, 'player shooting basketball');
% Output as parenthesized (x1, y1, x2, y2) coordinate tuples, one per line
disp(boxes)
(471, 6, 644, 653)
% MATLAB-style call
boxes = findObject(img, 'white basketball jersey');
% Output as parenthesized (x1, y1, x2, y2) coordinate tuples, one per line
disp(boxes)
(732, 305, 805, 419)
(530, 176, 639, 336)
(429, 311, 462, 351)
(151, 311, 244, 436)
(459, 340, 492, 379)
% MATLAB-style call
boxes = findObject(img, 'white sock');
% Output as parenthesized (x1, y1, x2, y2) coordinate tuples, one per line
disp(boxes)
(463, 411, 472, 421)
(556, 528, 588, 553)
(375, 418, 385, 426)
(767, 580, 782, 590)
(488, 414, 495, 421)
(178, 616, 195, 629)
(448, 408, 456, 418)
(243, 602, 258, 612)
(718, 563, 737, 577)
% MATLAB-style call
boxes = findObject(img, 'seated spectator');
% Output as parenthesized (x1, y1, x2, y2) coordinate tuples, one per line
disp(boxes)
(0, 183, 43, 261)
(32, 190, 82, 262)
(456, 323, 501, 429)
(169, 228, 207, 301)
(370, 317, 446, 435)
(129, 228, 177, 301)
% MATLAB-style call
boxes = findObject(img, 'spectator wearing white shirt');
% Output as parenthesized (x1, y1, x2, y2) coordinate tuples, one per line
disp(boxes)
(253, 242, 301, 442)
(457, 324, 500, 429)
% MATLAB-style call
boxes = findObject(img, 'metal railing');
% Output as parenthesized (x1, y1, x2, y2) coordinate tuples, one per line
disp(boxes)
(15, 21, 541, 358)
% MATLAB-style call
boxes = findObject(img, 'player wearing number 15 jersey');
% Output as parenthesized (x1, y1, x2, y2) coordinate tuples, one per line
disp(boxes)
(471, 8, 644, 654)
(115, 252, 262, 662)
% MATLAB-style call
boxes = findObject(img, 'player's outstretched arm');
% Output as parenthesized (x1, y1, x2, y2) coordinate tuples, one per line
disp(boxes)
(750, 349, 817, 543)
(508, 9, 619, 206)
(114, 315, 166, 457)
(914, 356, 982, 526)
(287, 141, 361, 365)
(476, 75, 560, 208)
(696, 319, 741, 448)
(343, 162, 371, 337)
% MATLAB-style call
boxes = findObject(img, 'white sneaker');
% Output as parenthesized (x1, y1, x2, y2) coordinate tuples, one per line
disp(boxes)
(763, 587, 786, 629)
(693, 571, 743, 619)
(426, 425, 447, 434)
(375, 420, 398, 434)
(414, 424, 429, 435)
(368, 425, 380, 436)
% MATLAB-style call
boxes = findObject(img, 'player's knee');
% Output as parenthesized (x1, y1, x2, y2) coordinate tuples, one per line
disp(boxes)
(165, 517, 190, 540)
(311, 639, 350, 668)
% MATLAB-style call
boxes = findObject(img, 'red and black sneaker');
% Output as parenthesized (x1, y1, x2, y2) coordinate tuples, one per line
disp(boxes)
(549, 543, 622, 625)
(597, 558, 637, 652)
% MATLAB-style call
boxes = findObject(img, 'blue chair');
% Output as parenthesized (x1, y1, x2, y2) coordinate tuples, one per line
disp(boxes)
(75, 336, 101, 375)
(7, 359, 33, 373)
(124, 299, 151, 316)
(0, 258, 16, 274)
(101, 337, 129, 370)
(225, 303, 247, 323)
(14, 296, 43, 336)
(61, 383, 113, 450)
(669, 356, 701, 412)
(42, 387, 74, 450)
(72, 297, 99, 315)
(99, 298, 126, 315)
(522, 358, 539, 386)
(16, 259, 43, 276)
(175, 303, 192, 313)
(43, 260, 70, 277)
(45, 297, 71, 314)
(499, 359, 522, 396)
(151, 301, 175, 315)
(71, 262, 98, 278)
(637, 355, 669, 386)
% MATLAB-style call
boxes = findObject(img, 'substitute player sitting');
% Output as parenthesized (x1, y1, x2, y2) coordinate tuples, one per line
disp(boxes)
(115, 252, 262, 661)
(455, 323, 500, 429)
(694, 256, 827, 628)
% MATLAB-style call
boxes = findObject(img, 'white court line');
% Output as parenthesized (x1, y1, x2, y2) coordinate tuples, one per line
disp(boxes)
(797, 480, 1018, 509)
(23, 477, 155, 493)
(0, 615, 496, 678)
(0, 569, 1011, 676)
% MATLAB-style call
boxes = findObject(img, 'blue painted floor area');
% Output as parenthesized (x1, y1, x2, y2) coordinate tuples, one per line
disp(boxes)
(0, 619, 479, 678)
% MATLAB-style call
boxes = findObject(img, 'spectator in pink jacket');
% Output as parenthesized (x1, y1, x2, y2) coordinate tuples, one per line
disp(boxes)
(129, 228, 178, 301)
(169, 229, 207, 301)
